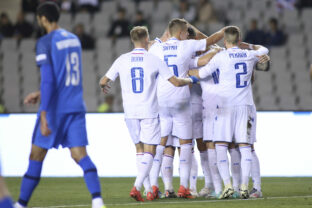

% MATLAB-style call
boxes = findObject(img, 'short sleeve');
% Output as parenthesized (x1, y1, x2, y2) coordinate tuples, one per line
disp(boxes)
(157, 57, 174, 80)
(249, 46, 269, 61)
(198, 55, 219, 79)
(186, 39, 206, 54)
(36, 38, 51, 66)
(105, 58, 120, 81)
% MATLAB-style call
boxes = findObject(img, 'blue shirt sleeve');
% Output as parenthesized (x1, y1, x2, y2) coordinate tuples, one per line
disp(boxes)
(36, 38, 52, 66)
(40, 64, 55, 111)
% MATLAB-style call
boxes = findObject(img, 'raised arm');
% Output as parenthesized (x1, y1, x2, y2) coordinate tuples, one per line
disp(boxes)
(196, 47, 222, 67)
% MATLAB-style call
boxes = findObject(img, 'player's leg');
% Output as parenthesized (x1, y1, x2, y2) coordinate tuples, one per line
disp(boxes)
(229, 142, 241, 198)
(206, 142, 223, 197)
(189, 147, 199, 197)
(0, 160, 13, 208)
(16, 144, 47, 208)
(70, 146, 104, 207)
(161, 143, 176, 198)
(149, 106, 171, 197)
(214, 107, 235, 199)
(235, 106, 253, 199)
(250, 145, 262, 198)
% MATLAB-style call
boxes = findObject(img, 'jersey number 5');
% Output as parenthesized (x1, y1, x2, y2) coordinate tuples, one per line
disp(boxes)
(131, 67, 144, 93)
(164, 55, 178, 76)
(65, 52, 80, 86)
(235, 62, 247, 88)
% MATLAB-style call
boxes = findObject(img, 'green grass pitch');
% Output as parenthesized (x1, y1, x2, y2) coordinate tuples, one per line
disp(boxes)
(5, 177, 312, 208)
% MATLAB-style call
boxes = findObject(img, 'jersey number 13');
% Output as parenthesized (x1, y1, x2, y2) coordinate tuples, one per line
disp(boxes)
(65, 52, 80, 86)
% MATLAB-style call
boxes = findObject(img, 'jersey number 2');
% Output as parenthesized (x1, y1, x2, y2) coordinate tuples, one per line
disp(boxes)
(131, 67, 144, 93)
(235, 62, 247, 88)
(65, 52, 80, 86)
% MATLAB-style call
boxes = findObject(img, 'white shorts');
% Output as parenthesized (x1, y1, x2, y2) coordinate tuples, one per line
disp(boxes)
(159, 102, 192, 140)
(213, 105, 254, 144)
(125, 118, 161, 145)
(250, 105, 257, 144)
(166, 135, 196, 148)
(202, 106, 217, 142)
(191, 103, 203, 139)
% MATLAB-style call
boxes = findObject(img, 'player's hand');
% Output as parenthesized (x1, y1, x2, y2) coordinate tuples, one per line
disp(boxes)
(24, 91, 40, 105)
(101, 85, 111, 94)
(257, 54, 270, 64)
(40, 111, 51, 136)
(99, 76, 111, 94)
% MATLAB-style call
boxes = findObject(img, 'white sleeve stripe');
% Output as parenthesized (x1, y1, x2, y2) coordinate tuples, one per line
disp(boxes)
(36, 54, 47, 62)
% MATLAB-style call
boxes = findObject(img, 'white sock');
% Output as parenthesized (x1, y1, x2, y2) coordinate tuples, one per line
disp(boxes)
(149, 145, 165, 187)
(207, 149, 222, 193)
(251, 150, 261, 191)
(239, 146, 252, 187)
(215, 144, 231, 186)
(189, 151, 198, 191)
(179, 143, 193, 188)
(229, 148, 241, 192)
(199, 150, 213, 189)
(161, 154, 174, 191)
(136, 153, 150, 191)
(92, 197, 104, 208)
(134, 152, 154, 191)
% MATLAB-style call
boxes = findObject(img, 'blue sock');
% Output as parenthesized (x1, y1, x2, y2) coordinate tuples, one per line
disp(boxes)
(78, 156, 102, 199)
(18, 160, 43, 207)
(0, 197, 13, 208)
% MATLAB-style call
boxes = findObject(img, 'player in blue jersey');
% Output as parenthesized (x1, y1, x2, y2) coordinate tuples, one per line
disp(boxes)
(0, 159, 13, 208)
(15, 2, 105, 208)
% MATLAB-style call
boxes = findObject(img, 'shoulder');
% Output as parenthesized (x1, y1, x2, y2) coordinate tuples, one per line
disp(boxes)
(36, 34, 53, 52)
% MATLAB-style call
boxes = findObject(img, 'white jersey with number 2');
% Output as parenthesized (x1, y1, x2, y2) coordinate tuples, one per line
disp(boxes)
(199, 46, 269, 107)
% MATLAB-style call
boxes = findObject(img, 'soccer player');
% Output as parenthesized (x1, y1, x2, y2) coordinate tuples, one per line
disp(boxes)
(189, 26, 269, 199)
(148, 18, 229, 198)
(99, 26, 198, 202)
(14, 3, 105, 208)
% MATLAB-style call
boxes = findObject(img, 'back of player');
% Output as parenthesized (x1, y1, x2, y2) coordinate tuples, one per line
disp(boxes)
(37, 28, 85, 113)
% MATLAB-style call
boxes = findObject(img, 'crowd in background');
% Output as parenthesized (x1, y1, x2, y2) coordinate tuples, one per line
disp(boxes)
(1, 0, 311, 50)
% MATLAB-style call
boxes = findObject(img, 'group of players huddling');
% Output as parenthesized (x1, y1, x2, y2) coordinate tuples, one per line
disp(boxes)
(100, 14, 270, 202)
(0, 2, 271, 208)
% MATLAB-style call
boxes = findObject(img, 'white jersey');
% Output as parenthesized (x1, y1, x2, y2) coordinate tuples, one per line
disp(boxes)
(105, 48, 173, 118)
(199, 46, 269, 107)
(149, 37, 206, 106)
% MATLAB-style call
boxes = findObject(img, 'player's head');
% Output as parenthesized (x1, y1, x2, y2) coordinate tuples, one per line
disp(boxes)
(36, 2, 60, 29)
(130, 26, 149, 48)
(224, 26, 241, 47)
(168, 18, 188, 40)
(187, 27, 196, 40)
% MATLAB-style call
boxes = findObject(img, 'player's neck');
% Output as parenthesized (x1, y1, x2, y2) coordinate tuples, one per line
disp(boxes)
(225, 43, 238, 49)
(170, 35, 180, 40)
(134, 43, 147, 50)
(45, 23, 60, 34)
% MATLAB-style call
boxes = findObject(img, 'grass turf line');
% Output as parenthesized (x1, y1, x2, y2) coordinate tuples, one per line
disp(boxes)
(5, 177, 312, 208)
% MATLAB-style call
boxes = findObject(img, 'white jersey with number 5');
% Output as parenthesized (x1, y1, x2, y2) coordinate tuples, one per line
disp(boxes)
(105, 48, 173, 118)
(199, 46, 269, 107)
(149, 37, 206, 105)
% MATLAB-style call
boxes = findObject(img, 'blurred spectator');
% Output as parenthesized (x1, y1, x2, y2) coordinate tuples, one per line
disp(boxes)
(296, 0, 312, 9)
(73, 23, 95, 50)
(14, 12, 34, 40)
(97, 95, 114, 113)
(0, 13, 15, 38)
(196, 0, 217, 24)
(266, 18, 286, 46)
(22, 0, 39, 13)
(276, 0, 296, 11)
(107, 8, 130, 39)
(61, 0, 75, 13)
(78, 0, 99, 13)
(132, 10, 149, 29)
(171, 0, 196, 23)
(244, 19, 266, 45)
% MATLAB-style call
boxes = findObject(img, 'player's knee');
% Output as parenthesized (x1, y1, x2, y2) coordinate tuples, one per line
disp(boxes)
(206, 142, 215, 149)
(160, 136, 168, 146)
(196, 139, 206, 151)
(164, 146, 175, 156)
(29, 146, 47, 161)
(70, 147, 87, 163)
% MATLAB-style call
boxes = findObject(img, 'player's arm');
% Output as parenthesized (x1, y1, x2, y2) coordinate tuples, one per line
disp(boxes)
(24, 91, 41, 105)
(99, 76, 112, 94)
(168, 76, 198, 87)
(40, 64, 55, 136)
(189, 56, 218, 79)
(255, 55, 270, 71)
(196, 47, 223, 67)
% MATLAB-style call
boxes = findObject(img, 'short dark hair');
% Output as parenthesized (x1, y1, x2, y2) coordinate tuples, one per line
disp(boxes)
(269, 18, 278, 26)
(36, 2, 60, 23)
(187, 27, 196, 39)
(224, 26, 241, 44)
(130, 26, 149, 42)
(168, 18, 187, 36)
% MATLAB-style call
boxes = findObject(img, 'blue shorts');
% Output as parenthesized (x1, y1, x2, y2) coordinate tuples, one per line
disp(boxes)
(32, 112, 88, 149)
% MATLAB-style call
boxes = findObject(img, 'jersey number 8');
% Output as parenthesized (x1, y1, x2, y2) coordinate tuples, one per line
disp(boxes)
(131, 67, 144, 93)
(65, 52, 80, 86)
